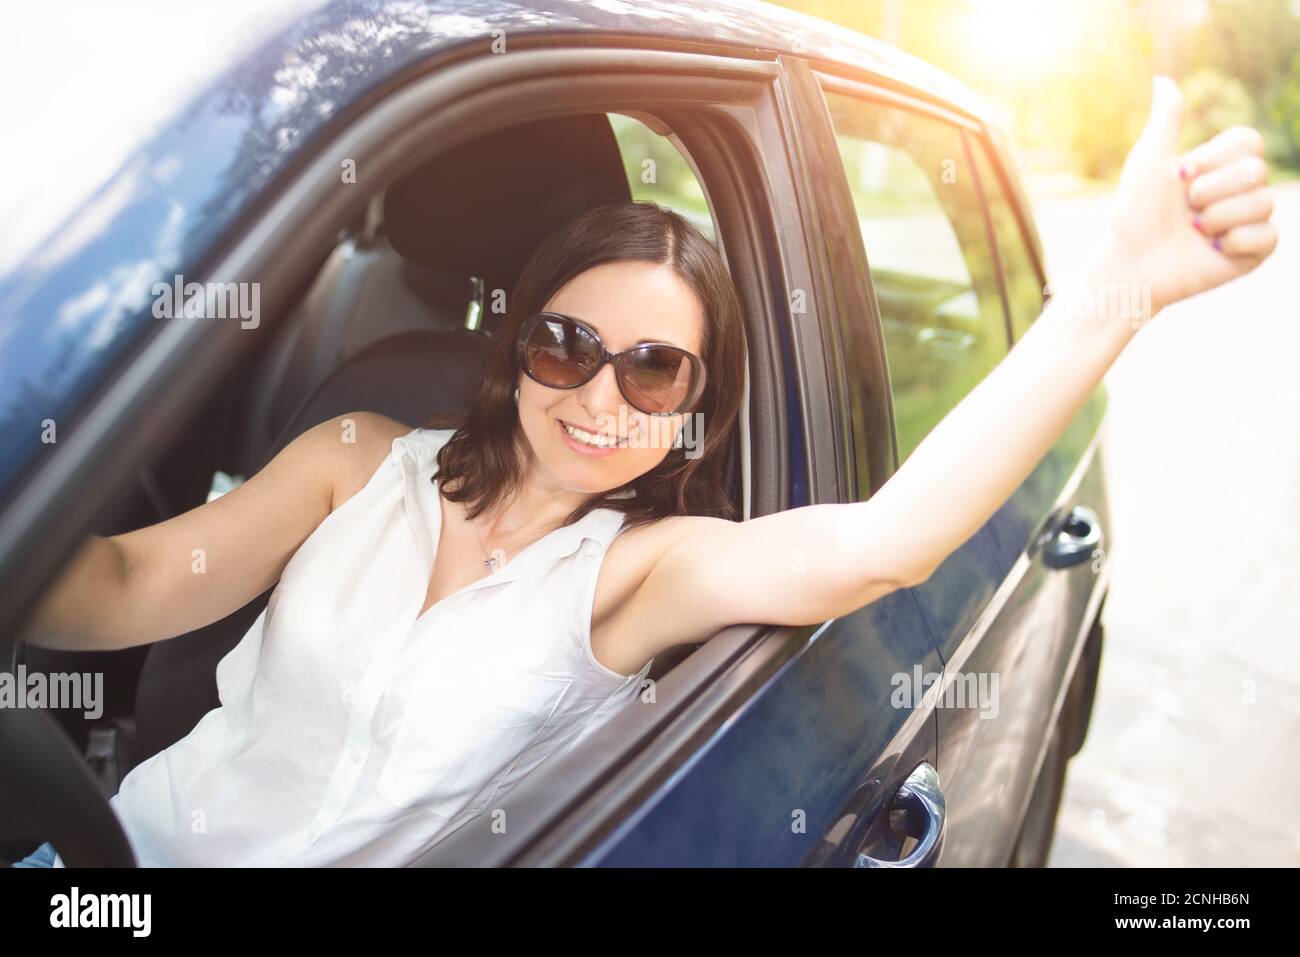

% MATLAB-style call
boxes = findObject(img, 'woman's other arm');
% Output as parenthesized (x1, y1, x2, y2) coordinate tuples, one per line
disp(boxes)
(20, 412, 409, 652)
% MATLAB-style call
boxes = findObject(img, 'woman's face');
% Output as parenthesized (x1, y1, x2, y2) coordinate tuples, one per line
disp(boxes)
(516, 260, 706, 495)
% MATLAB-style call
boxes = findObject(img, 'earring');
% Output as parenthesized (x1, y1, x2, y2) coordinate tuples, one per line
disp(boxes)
(513, 387, 520, 404)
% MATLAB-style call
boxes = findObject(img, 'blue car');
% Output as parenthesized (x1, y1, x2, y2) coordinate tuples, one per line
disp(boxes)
(0, 0, 1109, 867)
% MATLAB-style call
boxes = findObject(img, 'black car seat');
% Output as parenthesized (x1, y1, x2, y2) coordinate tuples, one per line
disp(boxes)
(235, 112, 634, 476)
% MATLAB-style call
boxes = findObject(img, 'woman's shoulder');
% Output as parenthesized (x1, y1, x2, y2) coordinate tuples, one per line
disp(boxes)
(326, 413, 465, 509)
(323, 411, 430, 508)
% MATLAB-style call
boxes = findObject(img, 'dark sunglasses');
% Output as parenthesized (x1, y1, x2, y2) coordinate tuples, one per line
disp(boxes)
(515, 311, 707, 416)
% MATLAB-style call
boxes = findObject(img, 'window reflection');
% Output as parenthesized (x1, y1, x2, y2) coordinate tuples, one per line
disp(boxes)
(824, 91, 1008, 469)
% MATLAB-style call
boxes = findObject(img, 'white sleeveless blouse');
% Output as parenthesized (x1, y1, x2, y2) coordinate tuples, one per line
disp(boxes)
(98, 426, 653, 867)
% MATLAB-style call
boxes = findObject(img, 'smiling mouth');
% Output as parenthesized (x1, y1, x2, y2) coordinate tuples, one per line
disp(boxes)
(559, 419, 627, 449)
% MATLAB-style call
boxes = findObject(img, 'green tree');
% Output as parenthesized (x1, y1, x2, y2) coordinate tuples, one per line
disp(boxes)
(1194, 0, 1300, 107)
(1192, 0, 1300, 169)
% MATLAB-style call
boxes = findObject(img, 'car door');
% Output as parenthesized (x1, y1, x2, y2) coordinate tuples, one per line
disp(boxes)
(810, 69, 1111, 865)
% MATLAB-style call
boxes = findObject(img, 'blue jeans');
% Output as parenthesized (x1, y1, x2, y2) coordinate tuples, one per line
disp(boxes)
(10, 841, 57, 867)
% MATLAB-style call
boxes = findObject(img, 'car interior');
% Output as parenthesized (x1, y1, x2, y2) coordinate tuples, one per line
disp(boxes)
(2, 110, 746, 862)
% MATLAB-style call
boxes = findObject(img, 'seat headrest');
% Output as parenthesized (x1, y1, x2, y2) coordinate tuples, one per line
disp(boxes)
(383, 114, 632, 303)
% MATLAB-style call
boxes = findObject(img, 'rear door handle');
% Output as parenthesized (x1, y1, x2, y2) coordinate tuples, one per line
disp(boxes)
(1039, 504, 1103, 570)
(854, 762, 946, 868)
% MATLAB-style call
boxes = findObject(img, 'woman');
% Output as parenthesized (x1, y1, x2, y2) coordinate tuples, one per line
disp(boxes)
(14, 78, 1278, 866)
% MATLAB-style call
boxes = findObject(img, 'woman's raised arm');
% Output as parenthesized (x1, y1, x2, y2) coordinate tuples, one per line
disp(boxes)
(618, 77, 1278, 657)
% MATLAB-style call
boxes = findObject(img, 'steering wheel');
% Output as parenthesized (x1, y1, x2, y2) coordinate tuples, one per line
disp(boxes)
(1, 640, 136, 867)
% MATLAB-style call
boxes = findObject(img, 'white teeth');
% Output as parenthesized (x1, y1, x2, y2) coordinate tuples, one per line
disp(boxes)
(563, 422, 619, 448)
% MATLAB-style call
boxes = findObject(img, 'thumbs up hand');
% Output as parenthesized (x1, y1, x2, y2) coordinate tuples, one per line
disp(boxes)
(1106, 75, 1277, 316)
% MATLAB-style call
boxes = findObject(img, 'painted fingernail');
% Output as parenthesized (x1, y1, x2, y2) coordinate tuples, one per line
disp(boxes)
(1192, 215, 1204, 234)
(1211, 236, 1223, 252)
(1178, 162, 1192, 180)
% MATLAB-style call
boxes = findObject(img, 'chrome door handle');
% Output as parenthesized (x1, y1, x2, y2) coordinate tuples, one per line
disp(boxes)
(1040, 504, 1103, 570)
(854, 762, 946, 868)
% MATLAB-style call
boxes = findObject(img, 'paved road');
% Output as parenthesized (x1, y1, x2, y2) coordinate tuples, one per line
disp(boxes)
(1035, 182, 1300, 866)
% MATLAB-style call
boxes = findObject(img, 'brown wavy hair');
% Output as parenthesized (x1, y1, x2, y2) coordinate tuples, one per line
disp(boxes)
(424, 200, 745, 531)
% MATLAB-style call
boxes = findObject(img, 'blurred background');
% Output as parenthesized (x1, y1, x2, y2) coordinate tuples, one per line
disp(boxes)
(772, 0, 1300, 187)
(768, 0, 1300, 866)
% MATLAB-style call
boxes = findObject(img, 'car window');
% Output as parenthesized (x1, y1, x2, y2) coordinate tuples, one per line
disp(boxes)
(970, 139, 1044, 342)
(608, 112, 715, 243)
(822, 90, 1008, 470)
